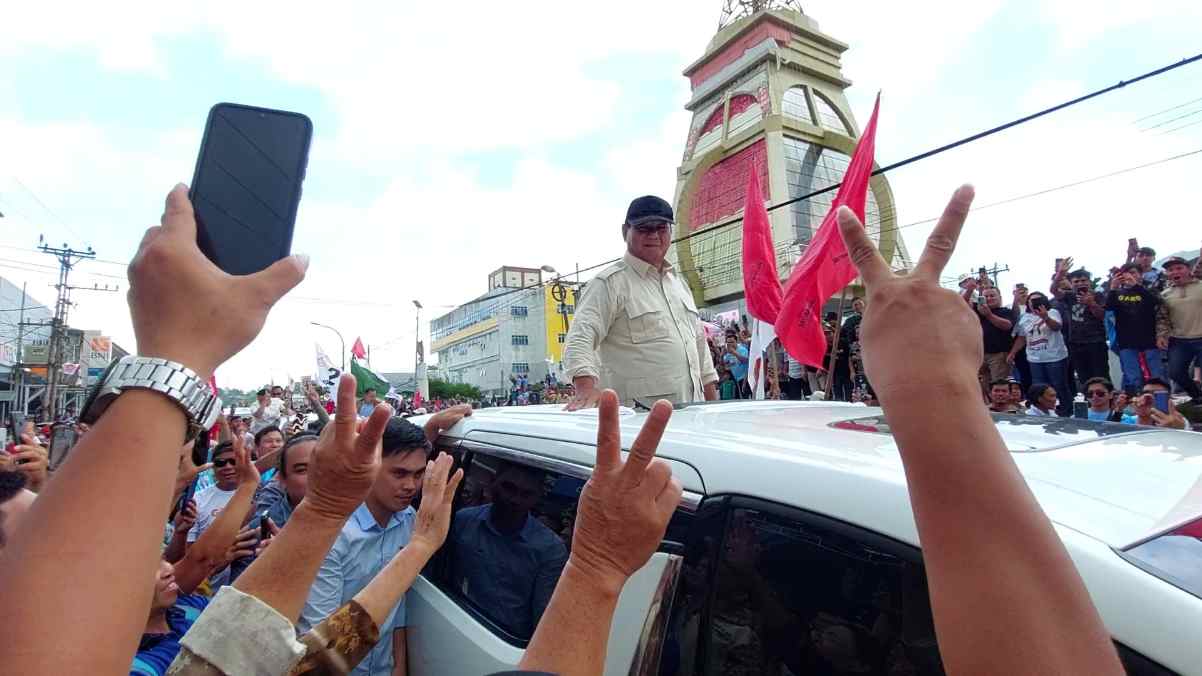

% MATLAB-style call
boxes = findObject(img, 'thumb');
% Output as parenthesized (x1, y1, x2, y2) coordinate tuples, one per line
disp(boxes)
(160, 184, 197, 239)
(249, 254, 309, 305)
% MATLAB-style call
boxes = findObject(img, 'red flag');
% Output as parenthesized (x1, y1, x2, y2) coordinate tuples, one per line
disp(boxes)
(741, 164, 782, 324)
(351, 337, 367, 360)
(777, 95, 881, 367)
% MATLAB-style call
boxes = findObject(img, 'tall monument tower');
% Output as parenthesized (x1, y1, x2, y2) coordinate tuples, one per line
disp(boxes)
(672, 2, 910, 307)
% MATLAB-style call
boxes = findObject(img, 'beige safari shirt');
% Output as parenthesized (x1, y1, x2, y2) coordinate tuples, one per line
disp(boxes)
(564, 253, 719, 407)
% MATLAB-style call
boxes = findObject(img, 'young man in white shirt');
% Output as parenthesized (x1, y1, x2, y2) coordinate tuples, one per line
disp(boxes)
(1009, 292, 1071, 417)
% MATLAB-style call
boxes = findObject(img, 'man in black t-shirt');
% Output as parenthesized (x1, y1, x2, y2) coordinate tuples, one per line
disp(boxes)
(1057, 269, 1109, 389)
(1106, 263, 1166, 393)
(977, 287, 1014, 384)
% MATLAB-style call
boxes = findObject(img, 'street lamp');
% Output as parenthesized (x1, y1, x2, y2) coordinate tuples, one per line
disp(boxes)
(310, 322, 346, 371)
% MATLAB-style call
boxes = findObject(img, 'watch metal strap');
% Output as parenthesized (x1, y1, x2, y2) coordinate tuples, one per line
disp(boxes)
(108, 356, 221, 433)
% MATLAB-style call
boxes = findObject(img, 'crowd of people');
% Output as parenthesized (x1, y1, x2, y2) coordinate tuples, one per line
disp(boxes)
(681, 238, 1202, 434)
(0, 182, 1170, 676)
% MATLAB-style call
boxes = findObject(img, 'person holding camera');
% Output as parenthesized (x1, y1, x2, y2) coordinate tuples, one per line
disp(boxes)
(1052, 267, 1109, 389)
(1106, 262, 1166, 394)
(1008, 292, 1072, 416)
(976, 287, 1014, 384)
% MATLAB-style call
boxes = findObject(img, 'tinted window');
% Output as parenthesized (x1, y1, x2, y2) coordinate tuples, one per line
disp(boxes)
(435, 452, 576, 643)
(704, 507, 944, 675)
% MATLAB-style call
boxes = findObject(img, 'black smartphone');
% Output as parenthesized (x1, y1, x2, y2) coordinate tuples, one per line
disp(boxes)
(6, 411, 24, 447)
(189, 103, 312, 276)
(1154, 392, 1170, 415)
(171, 477, 199, 522)
(257, 509, 272, 541)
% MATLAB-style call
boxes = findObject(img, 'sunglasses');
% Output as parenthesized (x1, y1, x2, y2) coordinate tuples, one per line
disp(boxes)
(632, 223, 670, 234)
(1087, 390, 1109, 398)
(213, 458, 237, 468)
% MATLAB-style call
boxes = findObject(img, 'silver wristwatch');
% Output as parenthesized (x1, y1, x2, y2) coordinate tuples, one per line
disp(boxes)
(81, 356, 221, 441)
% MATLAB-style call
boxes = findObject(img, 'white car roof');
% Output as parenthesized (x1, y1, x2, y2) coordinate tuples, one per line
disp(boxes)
(441, 401, 1202, 550)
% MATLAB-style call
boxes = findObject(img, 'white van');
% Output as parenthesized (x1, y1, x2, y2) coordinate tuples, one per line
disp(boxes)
(407, 401, 1202, 676)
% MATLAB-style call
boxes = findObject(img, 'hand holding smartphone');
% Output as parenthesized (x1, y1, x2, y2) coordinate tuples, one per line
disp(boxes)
(1154, 392, 1170, 415)
(190, 103, 312, 276)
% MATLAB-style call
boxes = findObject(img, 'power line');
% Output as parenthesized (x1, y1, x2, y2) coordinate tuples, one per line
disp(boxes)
(1159, 117, 1202, 136)
(1133, 94, 1202, 123)
(674, 146, 1202, 281)
(12, 177, 91, 249)
(1139, 106, 1202, 131)
(677, 51, 1202, 246)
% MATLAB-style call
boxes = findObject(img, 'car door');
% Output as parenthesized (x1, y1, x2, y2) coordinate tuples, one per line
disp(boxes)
(407, 436, 695, 676)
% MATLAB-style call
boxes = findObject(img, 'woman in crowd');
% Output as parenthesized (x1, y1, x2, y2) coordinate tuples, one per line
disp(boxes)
(1025, 383, 1058, 417)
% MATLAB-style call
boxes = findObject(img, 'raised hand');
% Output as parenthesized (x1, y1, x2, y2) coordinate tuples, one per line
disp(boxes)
(231, 431, 261, 488)
(836, 185, 981, 398)
(564, 376, 602, 411)
(305, 373, 392, 523)
(424, 404, 472, 444)
(174, 441, 212, 501)
(8, 433, 49, 491)
(569, 390, 681, 595)
(1149, 401, 1188, 430)
(173, 499, 198, 533)
(126, 185, 308, 379)
(226, 525, 259, 563)
(409, 452, 465, 553)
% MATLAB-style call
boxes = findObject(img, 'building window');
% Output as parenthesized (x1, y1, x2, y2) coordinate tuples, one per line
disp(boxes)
(511, 335, 529, 346)
(555, 303, 575, 315)
(726, 93, 763, 138)
(557, 333, 566, 344)
(511, 306, 528, 317)
(512, 362, 530, 374)
(812, 90, 853, 135)
(782, 86, 814, 124)
(783, 136, 881, 251)
(692, 102, 726, 158)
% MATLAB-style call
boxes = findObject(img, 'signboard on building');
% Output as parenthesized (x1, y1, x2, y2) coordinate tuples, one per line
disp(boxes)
(83, 332, 113, 380)
(24, 341, 49, 365)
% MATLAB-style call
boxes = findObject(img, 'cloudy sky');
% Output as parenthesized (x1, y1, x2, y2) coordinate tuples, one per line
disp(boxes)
(2, 0, 1201, 388)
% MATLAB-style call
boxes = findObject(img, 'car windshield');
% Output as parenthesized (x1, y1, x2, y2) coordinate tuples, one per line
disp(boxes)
(831, 414, 1148, 452)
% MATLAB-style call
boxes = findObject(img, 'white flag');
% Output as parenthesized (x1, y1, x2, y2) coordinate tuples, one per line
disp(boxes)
(748, 318, 777, 400)
(315, 343, 342, 390)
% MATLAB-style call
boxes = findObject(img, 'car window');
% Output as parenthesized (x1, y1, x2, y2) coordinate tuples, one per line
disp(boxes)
(704, 506, 944, 676)
(432, 451, 577, 643)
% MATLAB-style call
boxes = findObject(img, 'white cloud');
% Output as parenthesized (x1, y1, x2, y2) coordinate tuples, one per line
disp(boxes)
(1036, 0, 1202, 50)
(3, 1, 1201, 389)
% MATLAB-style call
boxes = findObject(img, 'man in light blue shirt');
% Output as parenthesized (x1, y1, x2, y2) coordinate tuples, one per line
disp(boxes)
(298, 417, 428, 676)
(358, 388, 380, 418)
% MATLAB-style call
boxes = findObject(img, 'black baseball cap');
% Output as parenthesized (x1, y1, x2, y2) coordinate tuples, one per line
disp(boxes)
(1137, 246, 1156, 256)
(1163, 256, 1190, 268)
(625, 195, 674, 226)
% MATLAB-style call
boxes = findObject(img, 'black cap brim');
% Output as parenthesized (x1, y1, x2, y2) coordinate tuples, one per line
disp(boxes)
(627, 215, 673, 226)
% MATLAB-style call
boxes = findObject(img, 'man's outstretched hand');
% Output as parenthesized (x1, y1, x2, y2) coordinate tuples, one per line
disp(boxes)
(569, 390, 681, 596)
(126, 185, 308, 379)
(305, 373, 391, 523)
(564, 376, 602, 411)
(837, 185, 982, 400)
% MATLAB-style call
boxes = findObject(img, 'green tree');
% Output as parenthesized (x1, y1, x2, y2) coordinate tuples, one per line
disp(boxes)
(428, 378, 482, 401)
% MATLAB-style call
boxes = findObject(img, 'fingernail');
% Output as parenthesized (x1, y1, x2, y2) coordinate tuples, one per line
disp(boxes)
(295, 253, 311, 271)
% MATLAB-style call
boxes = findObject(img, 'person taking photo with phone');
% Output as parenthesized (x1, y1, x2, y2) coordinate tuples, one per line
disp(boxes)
(1009, 292, 1072, 416)
(1106, 263, 1166, 394)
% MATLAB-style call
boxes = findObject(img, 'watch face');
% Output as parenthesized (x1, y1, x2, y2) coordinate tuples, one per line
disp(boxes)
(80, 357, 125, 424)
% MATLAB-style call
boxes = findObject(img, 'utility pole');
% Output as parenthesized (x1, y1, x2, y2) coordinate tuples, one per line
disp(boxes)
(966, 263, 1011, 289)
(38, 240, 117, 420)
(12, 283, 27, 415)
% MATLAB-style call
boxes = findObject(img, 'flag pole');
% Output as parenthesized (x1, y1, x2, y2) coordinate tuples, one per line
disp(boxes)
(824, 287, 850, 401)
